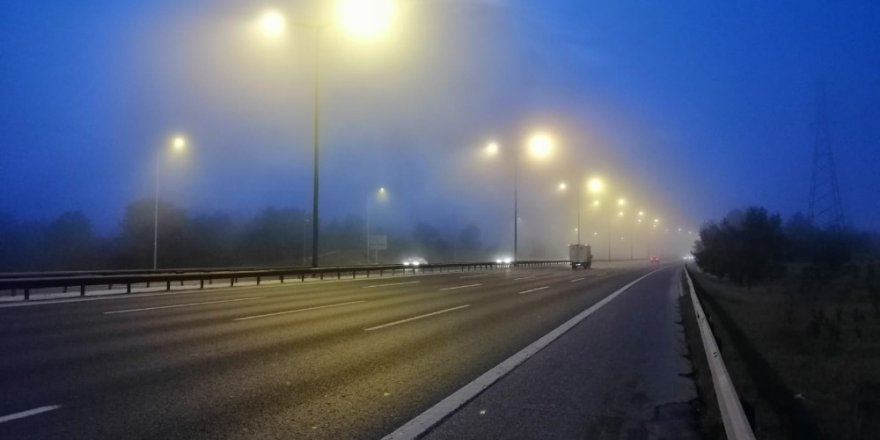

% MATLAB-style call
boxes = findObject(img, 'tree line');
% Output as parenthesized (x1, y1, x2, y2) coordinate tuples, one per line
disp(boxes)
(693, 206, 879, 287)
(0, 199, 489, 272)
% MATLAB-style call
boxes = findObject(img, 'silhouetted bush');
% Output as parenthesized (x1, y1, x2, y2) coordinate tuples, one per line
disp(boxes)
(694, 206, 786, 287)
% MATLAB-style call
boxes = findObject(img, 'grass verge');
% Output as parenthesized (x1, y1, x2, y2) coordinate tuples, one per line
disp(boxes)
(682, 263, 880, 439)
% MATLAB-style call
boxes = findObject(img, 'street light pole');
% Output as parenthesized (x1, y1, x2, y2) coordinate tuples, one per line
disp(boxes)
(607, 212, 611, 261)
(577, 188, 581, 245)
(513, 149, 519, 262)
(153, 155, 160, 270)
(311, 27, 322, 268)
(301, 217, 310, 266)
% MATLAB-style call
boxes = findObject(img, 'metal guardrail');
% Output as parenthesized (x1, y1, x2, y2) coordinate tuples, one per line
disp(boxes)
(683, 266, 756, 440)
(1, 260, 569, 301)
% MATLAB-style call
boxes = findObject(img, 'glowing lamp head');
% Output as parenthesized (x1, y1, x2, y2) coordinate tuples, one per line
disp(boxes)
(259, 10, 286, 38)
(171, 136, 187, 151)
(337, 0, 396, 41)
(527, 132, 554, 159)
(484, 141, 499, 156)
(558, 182, 567, 191)
(617, 198, 627, 207)
(587, 177, 604, 194)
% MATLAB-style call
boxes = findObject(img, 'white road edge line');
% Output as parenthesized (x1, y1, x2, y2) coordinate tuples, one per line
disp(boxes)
(0, 405, 61, 424)
(459, 274, 489, 279)
(364, 305, 471, 331)
(363, 281, 421, 289)
(518, 286, 549, 294)
(381, 267, 665, 440)
(439, 284, 482, 292)
(234, 300, 367, 321)
(513, 276, 534, 281)
(103, 297, 263, 315)
(570, 278, 586, 283)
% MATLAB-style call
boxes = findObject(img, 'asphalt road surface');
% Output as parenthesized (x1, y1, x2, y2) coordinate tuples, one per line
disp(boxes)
(0, 262, 696, 439)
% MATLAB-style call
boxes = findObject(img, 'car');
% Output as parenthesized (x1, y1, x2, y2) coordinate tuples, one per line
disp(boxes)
(650, 256, 660, 263)
(402, 257, 428, 266)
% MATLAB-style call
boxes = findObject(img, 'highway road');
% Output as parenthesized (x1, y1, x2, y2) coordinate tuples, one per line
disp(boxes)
(0, 262, 696, 439)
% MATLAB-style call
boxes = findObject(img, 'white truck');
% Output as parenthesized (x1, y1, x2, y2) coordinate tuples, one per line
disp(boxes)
(569, 244, 593, 269)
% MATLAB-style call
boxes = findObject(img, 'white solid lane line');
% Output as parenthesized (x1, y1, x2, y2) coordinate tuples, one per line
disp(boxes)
(440, 284, 482, 291)
(364, 305, 471, 331)
(513, 276, 534, 281)
(518, 286, 549, 295)
(570, 278, 585, 283)
(234, 300, 366, 321)
(363, 281, 421, 289)
(103, 297, 263, 315)
(459, 274, 490, 279)
(0, 405, 61, 424)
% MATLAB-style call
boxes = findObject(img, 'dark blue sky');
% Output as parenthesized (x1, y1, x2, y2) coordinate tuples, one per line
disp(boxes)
(2, 0, 878, 246)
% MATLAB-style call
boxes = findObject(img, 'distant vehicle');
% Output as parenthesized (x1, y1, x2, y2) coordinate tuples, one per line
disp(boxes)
(402, 257, 428, 266)
(494, 256, 513, 264)
(650, 256, 660, 263)
(569, 244, 592, 269)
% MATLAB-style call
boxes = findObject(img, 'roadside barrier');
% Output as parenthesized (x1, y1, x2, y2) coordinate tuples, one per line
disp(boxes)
(1, 260, 569, 301)
(683, 266, 756, 440)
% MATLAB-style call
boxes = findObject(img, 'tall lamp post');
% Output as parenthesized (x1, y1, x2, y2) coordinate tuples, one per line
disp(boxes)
(633, 210, 645, 260)
(365, 187, 388, 264)
(557, 179, 585, 245)
(257, 1, 396, 268)
(484, 132, 554, 262)
(153, 135, 187, 270)
(614, 198, 626, 261)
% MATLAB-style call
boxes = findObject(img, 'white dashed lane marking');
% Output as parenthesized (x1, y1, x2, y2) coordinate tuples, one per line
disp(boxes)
(0, 405, 61, 424)
(103, 297, 263, 315)
(440, 284, 482, 292)
(364, 305, 471, 331)
(233, 300, 367, 321)
(518, 286, 549, 295)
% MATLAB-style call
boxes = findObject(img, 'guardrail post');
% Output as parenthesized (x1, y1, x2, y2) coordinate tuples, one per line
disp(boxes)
(24, 288, 30, 300)
(230, 277, 234, 287)
(337, 271, 341, 280)
(166, 280, 171, 291)
(80, 284, 86, 296)
(320, 272, 324, 280)
(127, 283, 132, 294)
(108, 283, 112, 290)
(280, 275, 284, 283)
(257, 276, 261, 286)
(301, 274, 305, 282)
(200, 279, 204, 289)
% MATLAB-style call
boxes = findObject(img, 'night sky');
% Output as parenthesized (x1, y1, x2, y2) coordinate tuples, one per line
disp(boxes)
(2, 1, 878, 248)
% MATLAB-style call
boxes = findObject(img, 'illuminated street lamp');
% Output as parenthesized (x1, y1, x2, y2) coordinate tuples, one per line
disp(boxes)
(153, 135, 187, 270)
(631, 209, 645, 260)
(557, 179, 587, 245)
(366, 186, 389, 264)
(485, 131, 555, 261)
(256, 3, 396, 268)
